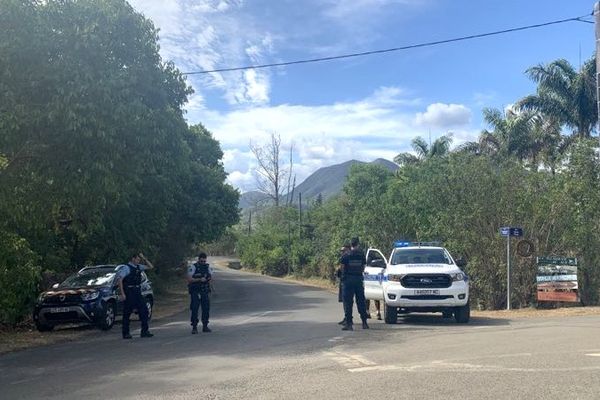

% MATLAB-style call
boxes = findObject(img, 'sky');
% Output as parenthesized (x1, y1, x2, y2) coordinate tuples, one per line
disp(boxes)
(127, 0, 596, 193)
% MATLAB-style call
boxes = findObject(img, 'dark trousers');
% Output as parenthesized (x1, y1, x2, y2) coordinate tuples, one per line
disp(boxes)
(338, 281, 344, 303)
(122, 287, 149, 336)
(343, 277, 368, 325)
(190, 289, 210, 327)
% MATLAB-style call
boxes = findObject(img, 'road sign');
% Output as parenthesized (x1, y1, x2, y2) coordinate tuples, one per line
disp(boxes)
(499, 227, 522, 237)
(537, 256, 578, 266)
(509, 227, 523, 237)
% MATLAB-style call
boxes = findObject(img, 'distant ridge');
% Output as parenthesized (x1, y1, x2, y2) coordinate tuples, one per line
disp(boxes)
(239, 158, 398, 209)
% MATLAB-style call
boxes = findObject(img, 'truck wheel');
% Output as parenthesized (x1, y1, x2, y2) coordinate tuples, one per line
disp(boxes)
(384, 304, 398, 324)
(98, 302, 115, 330)
(454, 303, 470, 323)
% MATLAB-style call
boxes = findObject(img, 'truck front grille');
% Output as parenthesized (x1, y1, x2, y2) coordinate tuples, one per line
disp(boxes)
(401, 274, 452, 288)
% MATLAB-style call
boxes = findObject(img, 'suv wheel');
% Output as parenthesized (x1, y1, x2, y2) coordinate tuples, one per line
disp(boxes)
(384, 304, 398, 324)
(35, 321, 54, 332)
(454, 303, 470, 323)
(98, 302, 116, 330)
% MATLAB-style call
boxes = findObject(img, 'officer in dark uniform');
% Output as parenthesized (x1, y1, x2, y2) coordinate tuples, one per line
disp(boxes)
(187, 252, 212, 334)
(118, 252, 154, 339)
(337, 243, 351, 325)
(339, 237, 369, 331)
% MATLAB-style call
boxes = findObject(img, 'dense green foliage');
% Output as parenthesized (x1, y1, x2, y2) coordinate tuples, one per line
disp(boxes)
(238, 57, 600, 310)
(0, 0, 239, 324)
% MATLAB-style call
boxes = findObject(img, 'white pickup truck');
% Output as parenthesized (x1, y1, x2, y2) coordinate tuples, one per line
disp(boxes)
(364, 242, 470, 324)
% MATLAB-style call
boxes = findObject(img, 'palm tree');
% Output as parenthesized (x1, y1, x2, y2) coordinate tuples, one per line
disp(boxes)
(456, 107, 565, 173)
(394, 134, 453, 166)
(516, 58, 596, 138)
(457, 108, 534, 161)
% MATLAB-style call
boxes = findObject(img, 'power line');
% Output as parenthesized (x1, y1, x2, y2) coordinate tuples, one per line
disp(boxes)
(182, 13, 593, 75)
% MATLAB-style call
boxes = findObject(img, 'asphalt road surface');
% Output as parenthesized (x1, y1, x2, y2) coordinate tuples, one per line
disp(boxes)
(2, 258, 600, 400)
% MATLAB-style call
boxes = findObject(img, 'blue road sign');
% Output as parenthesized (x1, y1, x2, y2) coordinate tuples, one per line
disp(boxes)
(500, 227, 523, 237)
(510, 227, 523, 237)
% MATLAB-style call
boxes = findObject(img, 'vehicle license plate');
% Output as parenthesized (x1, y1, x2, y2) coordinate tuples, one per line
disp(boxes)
(50, 307, 70, 313)
(414, 290, 439, 295)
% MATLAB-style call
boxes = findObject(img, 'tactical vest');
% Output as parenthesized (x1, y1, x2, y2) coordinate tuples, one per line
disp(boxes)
(344, 249, 365, 277)
(189, 263, 211, 292)
(123, 263, 142, 287)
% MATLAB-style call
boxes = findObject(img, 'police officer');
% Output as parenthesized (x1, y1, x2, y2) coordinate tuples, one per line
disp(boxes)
(340, 237, 369, 331)
(118, 252, 154, 339)
(187, 252, 212, 334)
(337, 243, 351, 325)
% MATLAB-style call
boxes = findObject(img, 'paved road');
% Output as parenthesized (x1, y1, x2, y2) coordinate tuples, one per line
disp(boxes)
(2, 258, 600, 399)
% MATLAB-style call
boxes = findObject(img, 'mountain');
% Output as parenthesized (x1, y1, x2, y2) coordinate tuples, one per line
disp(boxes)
(239, 158, 398, 209)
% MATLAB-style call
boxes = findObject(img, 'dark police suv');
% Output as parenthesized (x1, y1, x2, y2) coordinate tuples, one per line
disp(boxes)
(33, 265, 154, 332)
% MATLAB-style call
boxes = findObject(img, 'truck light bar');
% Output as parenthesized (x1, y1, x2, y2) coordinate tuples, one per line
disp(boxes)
(393, 240, 442, 248)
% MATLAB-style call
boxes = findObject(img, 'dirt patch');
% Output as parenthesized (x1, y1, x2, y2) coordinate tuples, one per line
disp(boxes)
(472, 306, 600, 319)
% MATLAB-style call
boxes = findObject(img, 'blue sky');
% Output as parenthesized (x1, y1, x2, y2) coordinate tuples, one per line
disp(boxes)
(128, 0, 595, 192)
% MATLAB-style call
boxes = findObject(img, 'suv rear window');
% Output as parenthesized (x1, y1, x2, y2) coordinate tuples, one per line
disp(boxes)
(390, 248, 451, 265)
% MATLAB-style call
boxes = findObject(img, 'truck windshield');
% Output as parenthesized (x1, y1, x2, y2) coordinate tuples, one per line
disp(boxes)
(390, 248, 451, 265)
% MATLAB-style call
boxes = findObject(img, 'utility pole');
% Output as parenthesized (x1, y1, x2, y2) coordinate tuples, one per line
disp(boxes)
(298, 192, 302, 226)
(506, 234, 511, 311)
(248, 211, 252, 235)
(595, 2, 600, 139)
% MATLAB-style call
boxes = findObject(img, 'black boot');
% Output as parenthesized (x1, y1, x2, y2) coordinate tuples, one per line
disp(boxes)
(341, 323, 353, 331)
(202, 324, 211, 333)
(362, 320, 370, 329)
(337, 318, 346, 325)
(191, 326, 198, 334)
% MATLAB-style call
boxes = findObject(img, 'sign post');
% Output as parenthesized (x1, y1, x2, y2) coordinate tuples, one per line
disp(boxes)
(499, 227, 523, 310)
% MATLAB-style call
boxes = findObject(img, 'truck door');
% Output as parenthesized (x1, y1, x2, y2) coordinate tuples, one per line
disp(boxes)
(364, 248, 387, 300)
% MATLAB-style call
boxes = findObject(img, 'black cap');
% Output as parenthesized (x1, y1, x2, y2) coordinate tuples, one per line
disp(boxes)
(351, 237, 359, 247)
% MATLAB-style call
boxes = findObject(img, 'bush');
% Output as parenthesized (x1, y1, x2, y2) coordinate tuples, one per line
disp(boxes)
(0, 231, 40, 325)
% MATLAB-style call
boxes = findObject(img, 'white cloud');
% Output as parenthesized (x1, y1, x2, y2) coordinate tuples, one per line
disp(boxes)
(223, 149, 254, 173)
(187, 87, 479, 192)
(129, 0, 273, 106)
(415, 103, 472, 129)
(227, 170, 255, 191)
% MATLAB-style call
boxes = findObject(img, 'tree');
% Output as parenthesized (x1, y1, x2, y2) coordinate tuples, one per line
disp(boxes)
(250, 132, 293, 207)
(0, 0, 239, 322)
(516, 58, 597, 139)
(394, 134, 453, 166)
